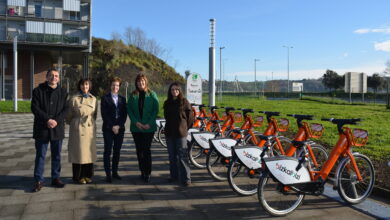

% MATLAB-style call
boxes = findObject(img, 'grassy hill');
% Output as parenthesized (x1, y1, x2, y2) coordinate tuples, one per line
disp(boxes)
(88, 37, 184, 97)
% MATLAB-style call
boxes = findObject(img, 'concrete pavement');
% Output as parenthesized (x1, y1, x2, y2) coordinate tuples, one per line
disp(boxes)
(0, 113, 386, 220)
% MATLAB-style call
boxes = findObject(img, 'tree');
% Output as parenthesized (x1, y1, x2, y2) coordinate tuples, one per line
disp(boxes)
(321, 69, 343, 92)
(368, 73, 385, 104)
(367, 73, 384, 93)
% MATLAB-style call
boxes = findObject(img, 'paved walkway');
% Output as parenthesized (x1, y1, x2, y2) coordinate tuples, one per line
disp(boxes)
(0, 113, 387, 220)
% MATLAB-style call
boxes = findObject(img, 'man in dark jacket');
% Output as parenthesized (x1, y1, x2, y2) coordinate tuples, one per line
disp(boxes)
(31, 68, 68, 192)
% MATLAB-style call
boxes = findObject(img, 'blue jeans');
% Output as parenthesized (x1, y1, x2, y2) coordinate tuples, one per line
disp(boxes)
(33, 139, 63, 182)
(167, 137, 191, 184)
(103, 130, 124, 176)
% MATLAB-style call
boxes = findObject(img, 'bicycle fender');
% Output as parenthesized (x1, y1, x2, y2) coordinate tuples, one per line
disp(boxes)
(209, 138, 237, 157)
(191, 132, 216, 149)
(187, 128, 200, 142)
(233, 145, 264, 169)
(155, 119, 165, 128)
(264, 156, 311, 185)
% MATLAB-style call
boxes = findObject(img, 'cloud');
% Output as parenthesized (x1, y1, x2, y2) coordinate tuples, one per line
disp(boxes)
(374, 40, 390, 52)
(354, 27, 390, 34)
(343, 52, 348, 57)
(354, 29, 370, 34)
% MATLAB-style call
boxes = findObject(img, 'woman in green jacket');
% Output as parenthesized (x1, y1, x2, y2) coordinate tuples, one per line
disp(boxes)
(127, 74, 159, 183)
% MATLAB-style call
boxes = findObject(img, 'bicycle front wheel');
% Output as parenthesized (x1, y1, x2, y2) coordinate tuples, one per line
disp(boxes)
(188, 141, 208, 169)
(227, 156, 260, 196)
(337, 153, 375, 204)
(258, 172, 304, 216)
(206, 148, 229, 181)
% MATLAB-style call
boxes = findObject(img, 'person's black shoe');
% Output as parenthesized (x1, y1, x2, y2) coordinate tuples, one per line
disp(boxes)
(143, 175, 151, 183)
(182, 181, 191, 187)
(112, 173, 122, 180)
(51, 179, 65, 188)
(32, 181, 43, 192)
(106, 176, 112, 183)
(167, 177, 177, 183)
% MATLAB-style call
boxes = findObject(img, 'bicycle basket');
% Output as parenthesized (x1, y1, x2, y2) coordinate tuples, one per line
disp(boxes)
(253, 116, 264, 128)
(234, 112, 243, 123)
(308, 123, 324, 139)
(277, 118, 289, 132)
(221, 112, 227, 120)
(347, 128, 369, 147)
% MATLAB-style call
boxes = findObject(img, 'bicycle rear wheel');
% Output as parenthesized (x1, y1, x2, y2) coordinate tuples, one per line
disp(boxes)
(337, 153, 375, 204)
(258, 172, 304, 216)
(158, 127, 167, 148)
(227, 156, 260, 196)
(308, 144, 328, 171)
(188, 141, 208, 169)
(206, 148, 229, 181)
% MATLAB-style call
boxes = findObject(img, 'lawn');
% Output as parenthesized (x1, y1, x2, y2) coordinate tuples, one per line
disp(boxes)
(3, 96, 389, 188)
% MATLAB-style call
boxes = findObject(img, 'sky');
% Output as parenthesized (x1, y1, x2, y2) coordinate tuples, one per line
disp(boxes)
(92, 0, 390, 82)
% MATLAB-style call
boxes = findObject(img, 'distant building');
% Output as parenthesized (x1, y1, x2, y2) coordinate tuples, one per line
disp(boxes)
(0, 0, 92, 100)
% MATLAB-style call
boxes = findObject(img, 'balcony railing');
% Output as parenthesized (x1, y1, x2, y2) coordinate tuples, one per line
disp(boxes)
(4, 7, 90, 21)
(5, 31, 87, 46)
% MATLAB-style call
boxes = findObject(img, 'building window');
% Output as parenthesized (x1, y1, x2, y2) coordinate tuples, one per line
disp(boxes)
(35, 4, 41, 17)
(69, 11, 79, 20)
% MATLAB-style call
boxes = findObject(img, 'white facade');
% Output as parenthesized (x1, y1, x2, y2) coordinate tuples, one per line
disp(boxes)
(63, 0, 80, 11)
(45, 22, 62, 35)
(26, 21, 44, 33)
(7, 0, 25, 7)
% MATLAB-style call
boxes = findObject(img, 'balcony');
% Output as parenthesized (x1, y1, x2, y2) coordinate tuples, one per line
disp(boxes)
(3, 5, 90, 22)
(5, 31, 87, 46)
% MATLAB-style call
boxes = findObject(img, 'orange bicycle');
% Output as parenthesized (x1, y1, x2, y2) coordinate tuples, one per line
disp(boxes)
(189, 107, 237, 169)
(227, 111, 291, 196)
(258, 118, 374, 216)
(206, 108, 263, 181)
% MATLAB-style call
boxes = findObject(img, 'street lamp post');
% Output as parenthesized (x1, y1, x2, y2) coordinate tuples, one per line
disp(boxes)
(283, 45, 293, 96)
(254, 59, 260, 96)
(219, 46, 225, 102)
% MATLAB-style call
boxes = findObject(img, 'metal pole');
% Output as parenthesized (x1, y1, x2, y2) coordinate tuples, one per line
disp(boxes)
(219, 46, 225, 102)
(283, 45, 293, 97)
(209, 19, 216, 106)
(13, 36, 18, 112)
(254, 59, 260, 96)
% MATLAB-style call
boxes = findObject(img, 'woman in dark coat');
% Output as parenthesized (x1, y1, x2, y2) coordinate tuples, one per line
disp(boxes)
(101, 77, 127, 183)
(163, 82, 194, 186)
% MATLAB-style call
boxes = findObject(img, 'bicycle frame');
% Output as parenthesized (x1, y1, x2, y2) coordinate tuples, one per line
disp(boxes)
(284, 122, 321, 169)
(310, 127, 362, 182)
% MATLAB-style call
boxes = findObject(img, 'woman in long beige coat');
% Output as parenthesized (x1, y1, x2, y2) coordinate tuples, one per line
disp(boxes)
(66, 78, 97, 184)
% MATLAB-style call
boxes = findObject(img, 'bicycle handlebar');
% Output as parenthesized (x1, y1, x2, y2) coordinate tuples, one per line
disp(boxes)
(287, 114, 314, 120)
(321, 118, 361, 133)
(242, 108, 254, 115)
(224, 107, 235, 112)
(321, 118, 361, 124)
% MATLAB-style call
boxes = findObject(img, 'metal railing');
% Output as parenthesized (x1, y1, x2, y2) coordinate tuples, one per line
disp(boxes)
(5, 31, 86, 46)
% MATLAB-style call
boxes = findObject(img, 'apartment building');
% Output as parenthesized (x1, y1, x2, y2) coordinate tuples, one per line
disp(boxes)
(0, 0, 91, 100)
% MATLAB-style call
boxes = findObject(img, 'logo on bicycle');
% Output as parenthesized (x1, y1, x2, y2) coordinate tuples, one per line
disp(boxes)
(243, 150, 260, 163)
(200, 135, 208, 143)
(275, 163, 301, 180)
(219, 141, 231, 150)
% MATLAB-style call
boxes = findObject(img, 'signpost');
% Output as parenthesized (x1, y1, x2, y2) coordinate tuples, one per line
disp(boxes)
(292, 82, 303, 99)
(344, 72, 367, 103)
(186, 73, 202, 105)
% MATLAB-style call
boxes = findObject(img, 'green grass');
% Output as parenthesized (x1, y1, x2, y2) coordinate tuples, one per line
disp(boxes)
(0, 101, 32, 113)
(211, 95, 390, 162)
